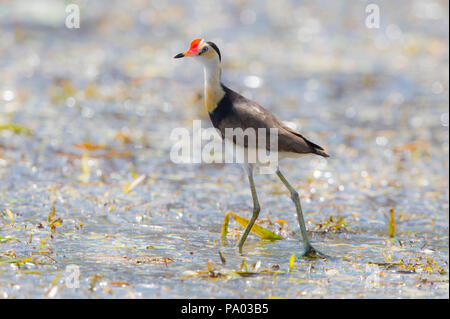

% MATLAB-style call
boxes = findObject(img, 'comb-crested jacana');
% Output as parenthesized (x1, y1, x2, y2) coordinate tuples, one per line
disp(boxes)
(174, 39, 329, 256)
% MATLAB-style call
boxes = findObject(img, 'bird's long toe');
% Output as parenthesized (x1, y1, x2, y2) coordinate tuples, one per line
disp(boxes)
(302, 245, 329, 259)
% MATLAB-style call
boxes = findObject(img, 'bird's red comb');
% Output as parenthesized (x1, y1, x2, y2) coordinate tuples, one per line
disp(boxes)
(183, 38, 204, 56)
(189, 38, 203, 50)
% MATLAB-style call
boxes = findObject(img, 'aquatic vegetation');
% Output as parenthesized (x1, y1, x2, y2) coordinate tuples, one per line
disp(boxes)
(312, 215, 353, 234)
(0, 123, 32, 136)
(389, 208, 396, 238)
(221, 211, 284, 241)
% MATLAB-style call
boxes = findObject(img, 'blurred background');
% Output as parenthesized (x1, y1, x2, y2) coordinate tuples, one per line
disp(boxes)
(0, 0, 448, 298)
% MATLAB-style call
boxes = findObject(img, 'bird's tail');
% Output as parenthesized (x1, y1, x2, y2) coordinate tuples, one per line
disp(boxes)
(305, 139, 330, 158)
(313, 148, 330, 158)
(285, 127, 330, 158)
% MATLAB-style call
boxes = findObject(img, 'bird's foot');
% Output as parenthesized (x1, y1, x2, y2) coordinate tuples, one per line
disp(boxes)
(237, 241, 245, 255)
(302, 245, 329, 259)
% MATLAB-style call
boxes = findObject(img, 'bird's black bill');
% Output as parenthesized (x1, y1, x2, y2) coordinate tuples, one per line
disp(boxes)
(173, 53, 184, 59)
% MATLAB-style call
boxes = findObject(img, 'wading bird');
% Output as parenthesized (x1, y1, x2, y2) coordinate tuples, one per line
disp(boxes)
(174, 39, 329, 256)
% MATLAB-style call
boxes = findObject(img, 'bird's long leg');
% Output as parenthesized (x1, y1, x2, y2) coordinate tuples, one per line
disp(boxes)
(237, 165, 261, 254)
(276, 168, 325, 258)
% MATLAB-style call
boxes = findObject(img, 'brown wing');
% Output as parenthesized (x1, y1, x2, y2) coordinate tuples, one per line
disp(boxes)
(212, 86, 329, 158)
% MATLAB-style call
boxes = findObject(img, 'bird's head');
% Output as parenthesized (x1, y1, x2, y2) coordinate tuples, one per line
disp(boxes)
(174, 38, 221, 66)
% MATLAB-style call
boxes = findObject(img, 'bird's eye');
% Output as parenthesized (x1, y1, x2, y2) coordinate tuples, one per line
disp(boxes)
(200, 46, 209, 54)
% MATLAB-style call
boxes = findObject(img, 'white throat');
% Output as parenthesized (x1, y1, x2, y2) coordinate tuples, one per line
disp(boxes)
(200, 59, 224, 112)
(202, 60, 221, 90)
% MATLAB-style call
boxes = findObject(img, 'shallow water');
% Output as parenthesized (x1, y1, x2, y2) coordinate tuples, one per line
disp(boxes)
(0, 0, 448, 298)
